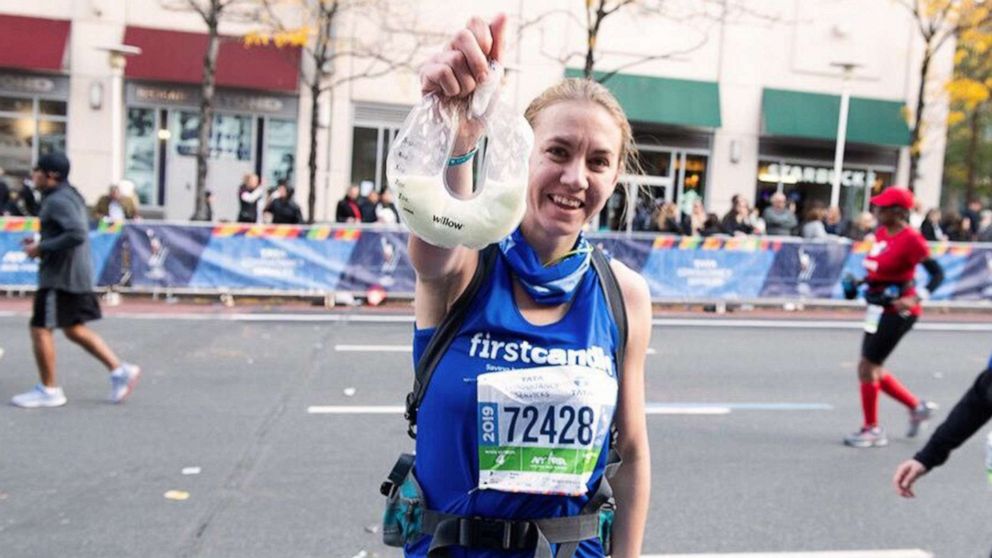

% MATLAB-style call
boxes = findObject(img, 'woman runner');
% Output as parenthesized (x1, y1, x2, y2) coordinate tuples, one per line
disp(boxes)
(844, 186, 944, 448)
(406, 13, 651, 558)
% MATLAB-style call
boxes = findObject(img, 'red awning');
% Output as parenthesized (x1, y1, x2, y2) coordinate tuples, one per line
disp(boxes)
(123, 26, 301, 93)
(0, 15, 70, 72)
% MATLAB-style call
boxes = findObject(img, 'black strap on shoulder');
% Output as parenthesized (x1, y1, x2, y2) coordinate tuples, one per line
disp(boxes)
(405, 245, 500, 438)
(590, 247, 627, 379)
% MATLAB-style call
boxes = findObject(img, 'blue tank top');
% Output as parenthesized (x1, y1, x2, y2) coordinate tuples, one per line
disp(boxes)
(408, 253, 621, 558)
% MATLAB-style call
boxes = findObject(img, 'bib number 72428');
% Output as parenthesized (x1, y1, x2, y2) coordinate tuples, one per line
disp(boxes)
(503, 405, 594, 446)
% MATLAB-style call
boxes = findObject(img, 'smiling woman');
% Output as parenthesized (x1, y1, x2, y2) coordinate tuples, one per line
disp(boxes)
(385, 12, 653, 558)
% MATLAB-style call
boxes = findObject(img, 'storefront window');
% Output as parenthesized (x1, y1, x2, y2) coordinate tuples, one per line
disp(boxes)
(0, 95, 67, 182)
(679, 154, 708, 207)
(125, 107, 158, 204)
(638, 149, 672, 177)
(37, 120, 65, 155)
(172, 111, 252, 160)
(350, 126, 376, 189)
(350, 124, 398, 192)
(0, 115, 34, 177)
(263, 118, 296, 187)
(755, 160, 894, 224)
(39, 100, 66, 116)
(0, 97, 32, 115)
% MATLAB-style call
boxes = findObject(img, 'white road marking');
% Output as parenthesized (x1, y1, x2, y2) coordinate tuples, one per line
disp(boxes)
(308, 402, 830, 415)
(333, 344, 657, 354)
(646, 406, 730, 415)
(653, 318, 992, 332)
(308, 405, 405, 414)
(335, 344, 412, 352)
(642, 550, 932, 558)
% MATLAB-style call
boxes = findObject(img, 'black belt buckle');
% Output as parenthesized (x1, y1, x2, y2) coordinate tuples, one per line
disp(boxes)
(458, 517, 534, 550)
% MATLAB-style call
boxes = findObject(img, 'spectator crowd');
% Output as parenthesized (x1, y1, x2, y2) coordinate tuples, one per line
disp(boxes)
(637, 191, 992, 243)
(2, 165, 989, 243)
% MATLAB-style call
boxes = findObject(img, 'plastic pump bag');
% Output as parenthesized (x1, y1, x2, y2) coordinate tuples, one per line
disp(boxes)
(386, 62, 534, 249)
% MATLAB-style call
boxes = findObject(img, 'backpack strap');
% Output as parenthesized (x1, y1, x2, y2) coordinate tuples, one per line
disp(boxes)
(589, 246, 627, 381)
(405, 244, 500, 438)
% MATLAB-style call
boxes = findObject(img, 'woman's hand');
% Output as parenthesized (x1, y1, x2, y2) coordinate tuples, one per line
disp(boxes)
(421, 14, 506, 99)
(420, 14, 507, 152)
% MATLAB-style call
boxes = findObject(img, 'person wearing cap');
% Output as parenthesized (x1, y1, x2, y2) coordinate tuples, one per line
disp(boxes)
(843, 186, 945, 448)
(11, 152, 141, 408)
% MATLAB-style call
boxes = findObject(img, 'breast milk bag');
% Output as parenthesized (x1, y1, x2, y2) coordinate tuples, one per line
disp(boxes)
(386, 62, 534, 249)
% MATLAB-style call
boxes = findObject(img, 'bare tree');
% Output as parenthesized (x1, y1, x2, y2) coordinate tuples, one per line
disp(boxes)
(892, 0, 992, 191)
(521, 0, 779, 84)
(163, 0, 256, 220)
(250, 0, 437, 222)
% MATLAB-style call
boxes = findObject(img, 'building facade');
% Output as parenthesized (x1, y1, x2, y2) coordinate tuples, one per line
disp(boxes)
(0, 0, 954, 225)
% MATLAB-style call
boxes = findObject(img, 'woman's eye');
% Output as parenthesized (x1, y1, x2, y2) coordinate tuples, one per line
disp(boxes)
(590, 158, 609, 169)
(547, 147, 567, 158)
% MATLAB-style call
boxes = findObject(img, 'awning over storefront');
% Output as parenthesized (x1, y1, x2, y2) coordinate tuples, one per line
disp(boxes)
(123, 26, 301, 93)
(0, 15, 70, 72)
(762, 88, 911, 146)
(565, 69, 721, 128)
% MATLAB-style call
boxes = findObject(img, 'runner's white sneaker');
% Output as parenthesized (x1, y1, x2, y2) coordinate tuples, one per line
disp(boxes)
(843, 426, 888, 448)
(11, 384, 67, 408)
(109, 363, 141, 403)
(908, 400, 938, 438)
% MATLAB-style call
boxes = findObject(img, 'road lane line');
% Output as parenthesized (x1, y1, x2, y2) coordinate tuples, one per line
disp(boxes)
(642, 551, 931, 558)
(335, 344, 412, 352)
(653, 318, 992, 332)
(308, 405, 405, 414)
(308, 402, 830, 415)
(332, 344, 657, 355)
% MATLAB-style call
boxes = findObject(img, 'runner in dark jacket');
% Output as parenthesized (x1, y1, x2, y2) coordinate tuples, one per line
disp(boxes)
(894, 354, 992, 497)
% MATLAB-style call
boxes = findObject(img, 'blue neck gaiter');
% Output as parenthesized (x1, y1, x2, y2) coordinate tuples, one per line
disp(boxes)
(498, 227, 592, 306)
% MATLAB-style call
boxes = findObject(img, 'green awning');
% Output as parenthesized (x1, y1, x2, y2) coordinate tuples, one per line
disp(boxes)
(762, 88, 910, 146)
(565, 69, 721, 128)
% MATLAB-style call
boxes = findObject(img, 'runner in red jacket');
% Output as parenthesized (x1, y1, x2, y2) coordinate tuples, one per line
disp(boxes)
(844, 186, 945, 448)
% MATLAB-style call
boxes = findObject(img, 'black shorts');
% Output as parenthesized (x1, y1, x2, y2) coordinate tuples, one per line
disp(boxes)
(30, 289, 102, 329)
(861, 311, 916, 365)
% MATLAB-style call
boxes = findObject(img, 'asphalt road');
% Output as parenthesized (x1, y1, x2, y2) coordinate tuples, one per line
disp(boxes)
(0, 312, 990, 557)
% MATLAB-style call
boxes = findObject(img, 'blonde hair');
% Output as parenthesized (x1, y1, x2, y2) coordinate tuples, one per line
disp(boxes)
(524, 78, 641, 178)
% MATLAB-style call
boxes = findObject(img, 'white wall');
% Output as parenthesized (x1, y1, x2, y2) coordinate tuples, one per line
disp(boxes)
(0, 0, 956, 219)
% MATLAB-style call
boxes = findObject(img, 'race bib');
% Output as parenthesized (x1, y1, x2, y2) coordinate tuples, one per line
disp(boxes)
(864, 304, 883, 334)
(476, 365, 617, 496)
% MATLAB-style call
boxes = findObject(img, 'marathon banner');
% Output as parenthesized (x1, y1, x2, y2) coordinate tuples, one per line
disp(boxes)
(1, 217, 991, 302)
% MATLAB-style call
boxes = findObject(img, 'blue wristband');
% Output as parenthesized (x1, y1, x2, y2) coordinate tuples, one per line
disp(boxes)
(447, 146, 478, 167)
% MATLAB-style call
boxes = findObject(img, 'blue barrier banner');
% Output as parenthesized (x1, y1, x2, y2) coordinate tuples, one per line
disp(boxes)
(950, 247, 992, 300)
(761, 241, 850, 298)
(335, 229, 416, 294)
(0, 227, 38, 285)
(188, 224, 358, 291)
(639, 236, 778, 299)
(589, 235, 654, 273)
(1, 218, 119, 287)
(2, 219, 991, 303)
(126, 224, 214, 288)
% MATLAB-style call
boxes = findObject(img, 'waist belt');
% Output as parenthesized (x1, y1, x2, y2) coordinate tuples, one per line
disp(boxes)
(421, 509, 601, 558)
(419, 452, 618, 558)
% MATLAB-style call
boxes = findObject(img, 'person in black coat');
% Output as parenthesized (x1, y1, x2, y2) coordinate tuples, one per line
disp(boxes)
(265, 182, 304, 225)
(894, 353, 992, 498)
(336, 184, 363, 223)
